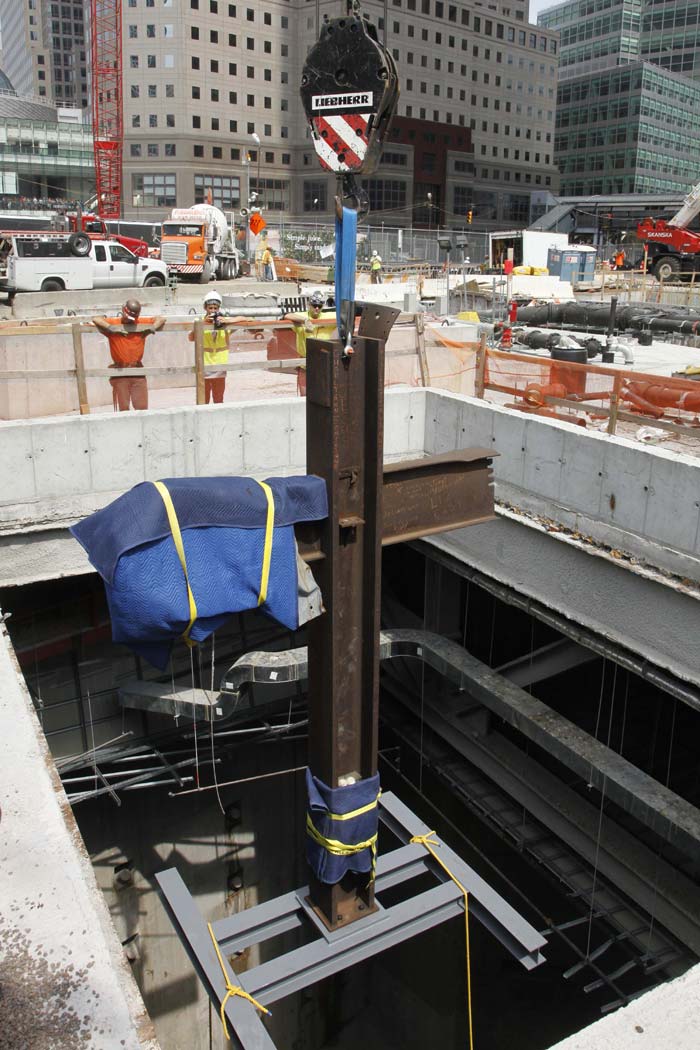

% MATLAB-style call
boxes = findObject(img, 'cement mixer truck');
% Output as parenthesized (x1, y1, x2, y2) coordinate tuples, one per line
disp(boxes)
(159, 204, 240, 282)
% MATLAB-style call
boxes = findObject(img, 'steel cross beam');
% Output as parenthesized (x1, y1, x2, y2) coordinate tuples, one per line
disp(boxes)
(155, 792, 546, 1050)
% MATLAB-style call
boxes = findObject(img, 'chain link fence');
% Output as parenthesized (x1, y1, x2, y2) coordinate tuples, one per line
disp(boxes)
(265, 220, 491, 269)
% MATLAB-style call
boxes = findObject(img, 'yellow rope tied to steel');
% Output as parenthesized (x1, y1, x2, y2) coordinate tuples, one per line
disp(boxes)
(152, 481, 198, 647)
(306, 791, 382, 882)
(207, 922, 270, 1040)
(410, 831, 474, 1050)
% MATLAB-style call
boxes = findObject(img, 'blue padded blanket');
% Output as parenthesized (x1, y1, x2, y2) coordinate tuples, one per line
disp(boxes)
(306, 769, 381, 884)
(70, 476, 327, 669)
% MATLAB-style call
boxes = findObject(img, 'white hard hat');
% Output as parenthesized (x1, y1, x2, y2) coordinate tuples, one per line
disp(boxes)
(372, 250, 378, 256)
(203, 290, 222, 306)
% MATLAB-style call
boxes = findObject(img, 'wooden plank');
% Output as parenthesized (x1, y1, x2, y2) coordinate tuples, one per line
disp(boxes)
(71, 324, 90, 415)
(415, 312, 430, 387)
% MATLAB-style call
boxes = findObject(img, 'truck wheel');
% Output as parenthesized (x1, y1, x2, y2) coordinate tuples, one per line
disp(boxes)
(653, 256, 681, 281)
(41, 278, 65, 291)
(199, 260, 212, 284)
(143, 274, 165, 287)
(68, 232, 91, 257)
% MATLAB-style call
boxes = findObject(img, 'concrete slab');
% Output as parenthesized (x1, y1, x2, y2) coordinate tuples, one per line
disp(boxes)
(547, 963, 700, 1050)
(0, 621, 159, 1050)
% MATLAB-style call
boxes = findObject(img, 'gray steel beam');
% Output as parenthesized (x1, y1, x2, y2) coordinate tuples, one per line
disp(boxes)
(380, 686, 699, 962)
(156, 868, 276, 1050)
(211, 629, 700, 863)
(496, 639, 597, 688)
(157, 792, 546, 1049)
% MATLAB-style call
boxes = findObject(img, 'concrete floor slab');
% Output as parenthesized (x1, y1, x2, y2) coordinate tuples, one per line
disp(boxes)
(547, 962, 700, 1050)
(0, 622, 159, 1050)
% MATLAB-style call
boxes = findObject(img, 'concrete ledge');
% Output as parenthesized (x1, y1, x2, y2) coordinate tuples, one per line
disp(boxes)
(0, 621, 160, 1049)
(548, 963, 700, 1050)
(424, 390, 700, 587)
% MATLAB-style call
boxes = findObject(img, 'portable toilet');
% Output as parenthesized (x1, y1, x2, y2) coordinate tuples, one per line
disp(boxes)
(548, 246, 597, 284)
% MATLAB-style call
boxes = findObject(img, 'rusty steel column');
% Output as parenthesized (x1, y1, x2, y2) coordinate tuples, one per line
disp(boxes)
(305, 334, 384, 929)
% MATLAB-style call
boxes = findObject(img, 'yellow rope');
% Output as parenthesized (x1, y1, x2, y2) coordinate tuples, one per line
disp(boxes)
(411, 832, 474, 1050)
(153, 481, 198, 646)
(255, 480, 275, 606)
(207, 922, 270, 1040)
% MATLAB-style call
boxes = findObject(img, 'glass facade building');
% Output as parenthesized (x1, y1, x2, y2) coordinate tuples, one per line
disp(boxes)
(554, 60, 700, 194)
(540, 0, 700, 194)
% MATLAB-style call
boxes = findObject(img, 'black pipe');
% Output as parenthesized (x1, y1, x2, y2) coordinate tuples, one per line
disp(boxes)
(515, 301, 700, 337)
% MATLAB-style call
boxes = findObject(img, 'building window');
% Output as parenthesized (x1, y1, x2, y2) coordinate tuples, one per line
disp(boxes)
(132, 115, 141, 128)
(148, 144, 159, 157)
(282, 153, 290, 164)
(130, 85, 140, 98)
(149, 114, 157, 127)
(191, 26, 199, 39)
(130, 144, 142, 158)
(130, 55, 139, 68)
(192, 86, 201, 99)
(213, 146, 222, 159)
(165, 144, 177, 157)
(166, 114, 175, 128)
(304, 181, 327, 211)
(195, 173, 241, 208)
(194, 145, 204, 157)
(147, 55, 156, 67)
(249, 177, 289, 211)
(360, 179, 407, 211)
(133, 173, 176, 207)
(193, 116, 201, 128)
(148, 85, 157, 97)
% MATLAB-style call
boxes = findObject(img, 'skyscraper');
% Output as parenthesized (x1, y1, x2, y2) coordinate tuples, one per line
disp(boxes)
(0, 0, 88, 109)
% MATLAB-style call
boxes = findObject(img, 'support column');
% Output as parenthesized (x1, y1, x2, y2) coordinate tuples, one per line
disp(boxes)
(305, 334, 385, 928)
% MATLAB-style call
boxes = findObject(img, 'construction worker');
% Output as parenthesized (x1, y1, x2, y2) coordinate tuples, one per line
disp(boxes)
(614, 248, 626, 270)
(262, 243, 274, 281)
(370, 250, 383, 284)
(284, 291, 336, 395)
(187, 290, 231, 403)
(92, 299, 165, 412)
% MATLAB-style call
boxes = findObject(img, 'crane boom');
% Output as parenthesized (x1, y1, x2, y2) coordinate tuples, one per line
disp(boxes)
(91, 0, 123, 220)
(669, 180, 700, 229)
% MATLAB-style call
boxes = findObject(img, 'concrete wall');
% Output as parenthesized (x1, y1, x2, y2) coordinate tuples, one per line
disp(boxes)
(424, 390, 700, 586)
(0, 390, 428, 533)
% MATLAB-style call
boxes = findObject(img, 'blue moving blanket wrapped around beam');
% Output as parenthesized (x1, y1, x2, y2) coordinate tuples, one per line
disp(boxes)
(70, 475, 328, 670)
(306, 769, 381, 884)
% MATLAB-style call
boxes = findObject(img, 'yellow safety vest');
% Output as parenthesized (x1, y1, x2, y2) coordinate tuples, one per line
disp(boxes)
(371, 257, 382, 271)
(203, 326, 229, 366)
(288, 310, 336, 359)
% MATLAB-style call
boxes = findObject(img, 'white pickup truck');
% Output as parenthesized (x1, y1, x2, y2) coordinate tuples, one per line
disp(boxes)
(0, 232, 169, 295)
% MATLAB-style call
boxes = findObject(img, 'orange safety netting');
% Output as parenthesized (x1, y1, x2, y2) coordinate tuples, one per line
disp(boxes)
(484, 348, 700, 428)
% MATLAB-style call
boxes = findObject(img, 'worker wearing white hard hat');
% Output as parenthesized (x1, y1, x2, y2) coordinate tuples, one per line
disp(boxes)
(187, 290, 231, 403)
(370, 250, 383, 284)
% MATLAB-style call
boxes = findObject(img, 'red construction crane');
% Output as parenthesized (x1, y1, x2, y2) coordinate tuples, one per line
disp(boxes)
(91, 0, 123, 220)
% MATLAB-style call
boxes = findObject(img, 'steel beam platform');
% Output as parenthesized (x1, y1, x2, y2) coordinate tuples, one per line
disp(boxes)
(156, 792, 546, 1050)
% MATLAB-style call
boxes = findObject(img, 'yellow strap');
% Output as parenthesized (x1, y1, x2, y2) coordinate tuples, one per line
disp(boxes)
(411, 832, 474, 1050)
(306, 814, 378, 881)
(152, 481, 198, 647)
(255, 480, 274, 606)
(207, 923, 270, 1039)
(326, 791, 381, 822)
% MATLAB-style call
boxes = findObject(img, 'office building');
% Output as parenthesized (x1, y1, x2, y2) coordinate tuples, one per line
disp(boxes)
(0, 0, 88, 109)
(121, 0, 560, 226)
(539, 0, 700, 195)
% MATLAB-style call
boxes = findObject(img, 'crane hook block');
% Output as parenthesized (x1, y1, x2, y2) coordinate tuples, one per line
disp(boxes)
(300, 11, 399, 176)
